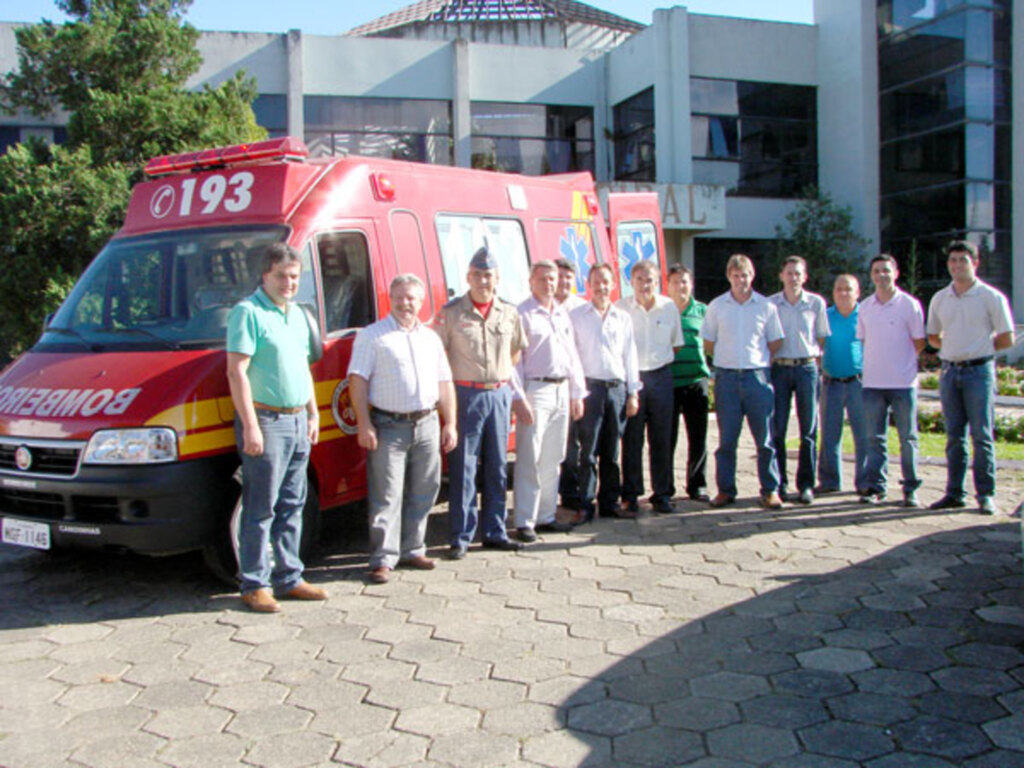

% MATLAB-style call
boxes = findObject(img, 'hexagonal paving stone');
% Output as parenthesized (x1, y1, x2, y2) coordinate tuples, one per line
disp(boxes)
(608, 672, 694, 705)
(853, 668, 936, 697)
(568, 699, 653, 736)
(308, 702, 395, 739)
(394, 704, 481, 736)
(932, 667, 1017, 697)
(145, 705, 232, 738)
(364, 679, 446, 710)
(799, 721, 895, 762)
(870, 644, 951, 673)
(57, 680, 139, 710)
(917, 690, 1009, 724)
(208, 680, 289, 711)
(689, 671, 769, 702)
(826, 692, 916, 726)
(244, 730, 337, 768)
(522, 728, 612, 767)
(427, 730, 519, 766)
(796, 647, 875, 674)
(740, 694, 829, 729)
(653, 696, 739, 731)
(157, 732, 247, 768)
(614, 725, 705, 765)
(891, 715, 991, 761)
(482, 701, 565, 734)
(447, 678, 527, 709)
(951, 642, 1024, 671)
(706, 723, 800, 763)
(225, 704, 312, 738)
(983, 713, 1024, 751)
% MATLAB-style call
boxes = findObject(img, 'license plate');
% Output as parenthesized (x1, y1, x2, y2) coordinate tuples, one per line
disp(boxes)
(2, 517, 51, 550)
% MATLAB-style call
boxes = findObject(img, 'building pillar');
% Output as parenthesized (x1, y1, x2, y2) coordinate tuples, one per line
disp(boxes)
(286, 29, 304, 140)
(652, 8, 692, 184)
(452, 38, 471, 168)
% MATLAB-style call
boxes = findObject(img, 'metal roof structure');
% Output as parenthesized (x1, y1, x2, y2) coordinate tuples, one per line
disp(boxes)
(347, 0, 645, 36)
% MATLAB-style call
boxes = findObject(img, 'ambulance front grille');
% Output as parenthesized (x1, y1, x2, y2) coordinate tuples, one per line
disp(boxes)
(0, 489, 65, 520)
(0, 441, 82, 477)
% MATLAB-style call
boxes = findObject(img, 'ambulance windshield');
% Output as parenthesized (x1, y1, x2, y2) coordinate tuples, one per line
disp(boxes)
(38, 226, 310, 351)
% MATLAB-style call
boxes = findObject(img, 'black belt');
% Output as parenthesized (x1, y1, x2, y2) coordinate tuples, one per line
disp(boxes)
(773, 357, 816, 367)
(824, 374, 860, 383)
(372, 406, 435, 422)
(640, 364, 671, 375)
(586, 378, 624, 388)
(944, 356, 994, 368)
(529, 376, 567, 384)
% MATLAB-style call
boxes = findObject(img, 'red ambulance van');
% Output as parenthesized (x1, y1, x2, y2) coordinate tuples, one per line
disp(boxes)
(0, 137, 666, 580)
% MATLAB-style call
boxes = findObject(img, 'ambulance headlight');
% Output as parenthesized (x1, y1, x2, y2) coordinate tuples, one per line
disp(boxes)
(83, 428, 178, 464)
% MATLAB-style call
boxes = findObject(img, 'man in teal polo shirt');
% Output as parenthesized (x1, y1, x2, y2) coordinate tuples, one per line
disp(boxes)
(226, 243, 326, 613)
(667, 265, 710, 502)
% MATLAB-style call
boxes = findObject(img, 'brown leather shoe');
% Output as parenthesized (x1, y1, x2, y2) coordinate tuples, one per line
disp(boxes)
(369, 566, 391, 584)
(709, 493, 735, 508)
(241, 588, 281, 613)
(281, 580, 327, 600)
(761, 492, 784, 509)
(399, 555, 436, 570)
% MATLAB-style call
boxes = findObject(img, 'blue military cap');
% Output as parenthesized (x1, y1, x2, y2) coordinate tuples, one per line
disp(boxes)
(469, 246, 498, 271)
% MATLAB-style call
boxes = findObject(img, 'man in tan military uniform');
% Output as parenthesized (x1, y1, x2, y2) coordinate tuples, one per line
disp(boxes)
(435, 247, 528, 559)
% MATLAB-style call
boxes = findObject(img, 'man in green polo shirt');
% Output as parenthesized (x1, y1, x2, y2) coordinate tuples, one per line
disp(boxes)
(667, 265, 711, 502)
(226, 243, 326, 613)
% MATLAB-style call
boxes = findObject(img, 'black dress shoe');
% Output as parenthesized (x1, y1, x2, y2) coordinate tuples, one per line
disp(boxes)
(483, 538, 524, 551)
(688, 491, 711, 503)
(653, 499, 674, 514)
(515, 527, 538, 543)
(929, 494, 967, 510)
(446, 545, 467, 560)
(623, 499, 639, 513)
(536, 521, 573, 533)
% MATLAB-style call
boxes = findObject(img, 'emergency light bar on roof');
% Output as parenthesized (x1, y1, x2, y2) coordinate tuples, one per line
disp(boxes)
(144, 137, 309, 177)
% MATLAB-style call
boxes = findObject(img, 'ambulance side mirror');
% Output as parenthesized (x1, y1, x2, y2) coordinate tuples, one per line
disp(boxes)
(299, 303, 323, 364)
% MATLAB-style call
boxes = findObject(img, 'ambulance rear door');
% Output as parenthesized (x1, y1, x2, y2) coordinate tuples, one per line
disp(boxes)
(607, 192, 666, 300)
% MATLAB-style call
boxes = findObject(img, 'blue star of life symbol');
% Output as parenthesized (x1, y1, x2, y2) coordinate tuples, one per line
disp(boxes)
(621, 230, 655, 282)
(560, 228, 591, 293)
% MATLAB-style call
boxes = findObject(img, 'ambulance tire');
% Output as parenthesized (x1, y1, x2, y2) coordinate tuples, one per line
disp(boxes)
(202, 474, 322, 587)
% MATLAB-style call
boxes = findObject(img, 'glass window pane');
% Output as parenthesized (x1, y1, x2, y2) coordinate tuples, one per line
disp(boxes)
(692, 116, 738, 159)
(690, 78, 737, 115)
(317, 232, 374, 333)
(436, 214, 530, 303)
(304, 96, 451, 133)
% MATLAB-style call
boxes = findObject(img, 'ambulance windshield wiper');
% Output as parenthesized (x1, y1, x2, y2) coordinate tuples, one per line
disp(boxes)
(45, 325, 99, 351)
(102, 327, 181, 350)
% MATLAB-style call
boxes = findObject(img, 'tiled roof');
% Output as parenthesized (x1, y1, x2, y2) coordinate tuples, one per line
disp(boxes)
(347, 0, 645, 36)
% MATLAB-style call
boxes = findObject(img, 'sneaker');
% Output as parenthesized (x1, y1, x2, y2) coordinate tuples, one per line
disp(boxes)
(929, 494, 968, 510)
(978, 496, 999, 516)
(859, 492, 882, 505)
(482, 537, 524, 551)
(797, 488, 814, 505)
(903, 491, 921, 508)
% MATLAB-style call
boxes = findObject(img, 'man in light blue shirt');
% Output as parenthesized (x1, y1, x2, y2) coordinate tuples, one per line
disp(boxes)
(701, 254, 784, 509)
(769, 256, 830, 505)
(817, 274, 868, 495)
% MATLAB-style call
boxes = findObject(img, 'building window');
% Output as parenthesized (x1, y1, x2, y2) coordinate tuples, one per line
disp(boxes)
(613, 88, 655, 182)
(252, 95, 288, 138)
(0, 125, 68, 154)
(690, 78, 817, 198)
(304, 96, 453, 165)
(877, 1, 1011, 299)
(693, 238, 776, 302)
(470, 102, 593, 176)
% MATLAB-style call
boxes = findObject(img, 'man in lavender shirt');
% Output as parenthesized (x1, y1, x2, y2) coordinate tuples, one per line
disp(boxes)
(857, 254, 926, 507)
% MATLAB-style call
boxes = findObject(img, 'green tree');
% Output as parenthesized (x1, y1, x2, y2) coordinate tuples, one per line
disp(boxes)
(0, 0, 265, 360)
(773, 187, 871, 296)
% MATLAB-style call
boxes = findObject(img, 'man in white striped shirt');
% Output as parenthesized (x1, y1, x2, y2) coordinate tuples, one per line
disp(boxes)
(348, 275, 457, 584)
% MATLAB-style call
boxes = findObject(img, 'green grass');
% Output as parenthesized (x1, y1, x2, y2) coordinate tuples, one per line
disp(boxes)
(789, 426, 1024, 461)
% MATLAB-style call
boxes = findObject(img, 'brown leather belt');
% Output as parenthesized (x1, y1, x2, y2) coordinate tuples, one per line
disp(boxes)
(254, 402, 304, 415)
(773, 357, 816, 367)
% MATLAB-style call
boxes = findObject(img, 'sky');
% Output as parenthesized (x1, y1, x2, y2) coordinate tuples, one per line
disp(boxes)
(5, 1, 814, 34)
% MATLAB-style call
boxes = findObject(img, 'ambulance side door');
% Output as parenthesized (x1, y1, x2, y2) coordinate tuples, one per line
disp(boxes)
(308, 222, 382, 509)
(607, 192, 666, 299)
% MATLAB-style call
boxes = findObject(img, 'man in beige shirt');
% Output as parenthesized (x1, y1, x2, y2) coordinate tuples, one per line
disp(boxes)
(435, 247, 528, 559)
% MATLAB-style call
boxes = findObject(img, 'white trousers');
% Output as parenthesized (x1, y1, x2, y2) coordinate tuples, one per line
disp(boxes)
(513, 380, 570, 530)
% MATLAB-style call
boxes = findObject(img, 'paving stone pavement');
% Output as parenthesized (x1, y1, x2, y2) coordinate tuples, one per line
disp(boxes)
(2, 429, 1024, 768)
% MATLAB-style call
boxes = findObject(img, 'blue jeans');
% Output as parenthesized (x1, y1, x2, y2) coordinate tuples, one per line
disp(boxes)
(818, 377, 868, 492)
(623, 365, 675, 504)
(576, 380, 628, 519)
(367, 411, 441, 569)
(863, 387, 920, 496)
(772, 363, 819, 494)
(449, 385, 512, 547)
(236, 410, 310, 595)
(939, 360, 996, 500)
(713, 367, 780, 498)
